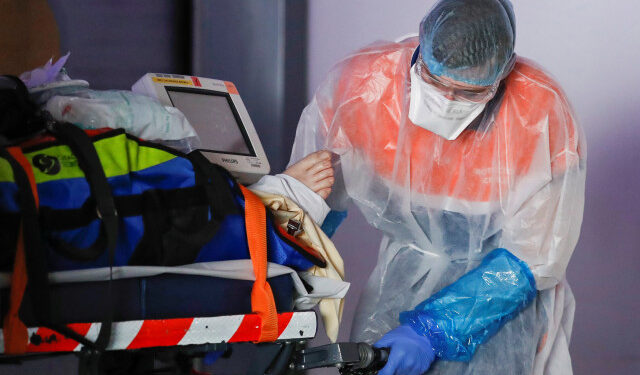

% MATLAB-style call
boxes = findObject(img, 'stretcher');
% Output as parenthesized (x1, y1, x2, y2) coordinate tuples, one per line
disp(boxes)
(0, 259, 378, 375)
(0, 311, 316, 354)
(0, 265, 317, 374)
(0, 266, 387, 375)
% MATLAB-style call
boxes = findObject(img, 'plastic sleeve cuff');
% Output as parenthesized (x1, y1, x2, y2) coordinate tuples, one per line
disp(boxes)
(319, 210, 348, 238)
(399, 248, 536, 361)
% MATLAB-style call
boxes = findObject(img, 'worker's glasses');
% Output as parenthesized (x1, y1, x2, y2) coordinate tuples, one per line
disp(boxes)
(415, 57, 498, 103)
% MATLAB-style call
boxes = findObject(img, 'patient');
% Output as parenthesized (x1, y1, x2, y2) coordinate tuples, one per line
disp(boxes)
(249, 150, 335, 225)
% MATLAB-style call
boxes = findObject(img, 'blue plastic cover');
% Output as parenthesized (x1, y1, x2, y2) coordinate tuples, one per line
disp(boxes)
(399, 248, 536, 361)
(320, 210, 348, 238)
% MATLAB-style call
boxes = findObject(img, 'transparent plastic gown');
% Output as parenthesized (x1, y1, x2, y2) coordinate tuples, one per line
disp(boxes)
(289, 38, 585, 374)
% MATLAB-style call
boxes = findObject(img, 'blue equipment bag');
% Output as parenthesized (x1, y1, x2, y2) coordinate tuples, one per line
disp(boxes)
(0, 75, 325, 353)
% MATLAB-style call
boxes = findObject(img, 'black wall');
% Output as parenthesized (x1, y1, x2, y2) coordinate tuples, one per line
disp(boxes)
(49, 0, 190, 90)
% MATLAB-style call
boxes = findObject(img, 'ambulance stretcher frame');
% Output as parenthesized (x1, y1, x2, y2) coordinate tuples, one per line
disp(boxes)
(0, 261, 319, 357)
(0, 310, 316, 355)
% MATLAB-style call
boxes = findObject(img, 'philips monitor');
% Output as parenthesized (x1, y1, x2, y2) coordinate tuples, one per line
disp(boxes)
(132, 73, 270, 184)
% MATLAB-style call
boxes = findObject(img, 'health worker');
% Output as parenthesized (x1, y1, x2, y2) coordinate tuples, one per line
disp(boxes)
(288, 0, 586, 374)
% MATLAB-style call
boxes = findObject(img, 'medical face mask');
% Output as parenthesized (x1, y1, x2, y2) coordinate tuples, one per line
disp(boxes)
(408, 64, 488, 140)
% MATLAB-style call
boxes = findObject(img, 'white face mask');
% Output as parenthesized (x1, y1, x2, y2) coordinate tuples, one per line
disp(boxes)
(408, 64, 487, 140)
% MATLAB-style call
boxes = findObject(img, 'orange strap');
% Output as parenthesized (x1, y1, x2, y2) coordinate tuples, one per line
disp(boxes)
(3, 225, 29, 354)
(3, 147, 39, 354)
(239, 185, 278, 342)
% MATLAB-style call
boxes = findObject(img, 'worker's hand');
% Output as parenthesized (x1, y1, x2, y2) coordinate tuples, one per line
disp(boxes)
(374, 325, 435, 375)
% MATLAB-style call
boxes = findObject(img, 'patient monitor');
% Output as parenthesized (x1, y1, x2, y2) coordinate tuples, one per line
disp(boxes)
(132, 74, 270, 184)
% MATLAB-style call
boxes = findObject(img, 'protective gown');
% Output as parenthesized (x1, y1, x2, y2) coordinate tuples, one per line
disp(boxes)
(289, 38, 585, 374)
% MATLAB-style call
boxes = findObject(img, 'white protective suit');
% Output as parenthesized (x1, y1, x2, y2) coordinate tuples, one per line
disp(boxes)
(288, 38, 586, 374)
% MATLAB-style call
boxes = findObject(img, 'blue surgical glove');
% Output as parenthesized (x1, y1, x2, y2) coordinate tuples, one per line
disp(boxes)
(374, 324, 435, 375)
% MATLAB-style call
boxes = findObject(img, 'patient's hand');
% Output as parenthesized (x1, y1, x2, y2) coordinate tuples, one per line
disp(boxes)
(283, 151, 334, 199)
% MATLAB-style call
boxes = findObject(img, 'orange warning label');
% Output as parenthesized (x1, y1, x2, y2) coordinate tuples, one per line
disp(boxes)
(225, 81, 239, 95)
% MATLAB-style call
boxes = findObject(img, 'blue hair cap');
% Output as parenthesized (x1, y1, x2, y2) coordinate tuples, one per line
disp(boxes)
(419, 0, 516, 86)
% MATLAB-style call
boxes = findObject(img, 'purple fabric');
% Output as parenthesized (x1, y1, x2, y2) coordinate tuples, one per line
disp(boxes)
(19, 52, 71, 88)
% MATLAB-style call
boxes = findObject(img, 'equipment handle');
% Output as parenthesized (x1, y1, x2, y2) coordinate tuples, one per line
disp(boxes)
(342, 343, 389, 375)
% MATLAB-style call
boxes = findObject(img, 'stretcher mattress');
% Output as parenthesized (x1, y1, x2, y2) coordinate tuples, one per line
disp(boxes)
(0, 273, 295, 326)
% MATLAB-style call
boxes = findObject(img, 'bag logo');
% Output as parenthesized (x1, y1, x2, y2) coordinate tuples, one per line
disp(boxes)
(32, 154, 61, 175)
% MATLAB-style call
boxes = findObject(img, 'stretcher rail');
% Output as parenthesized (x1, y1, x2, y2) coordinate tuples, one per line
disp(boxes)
(0, 311, 316, 355)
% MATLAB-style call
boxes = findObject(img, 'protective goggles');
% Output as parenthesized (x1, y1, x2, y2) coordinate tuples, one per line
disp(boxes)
(415, 55, 500, 103)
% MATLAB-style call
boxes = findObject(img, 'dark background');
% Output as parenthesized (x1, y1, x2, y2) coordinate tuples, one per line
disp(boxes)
(2, 1, 307, 372)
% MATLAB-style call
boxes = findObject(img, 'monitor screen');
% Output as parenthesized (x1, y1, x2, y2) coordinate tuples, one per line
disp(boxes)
(166, 88, 254, 156)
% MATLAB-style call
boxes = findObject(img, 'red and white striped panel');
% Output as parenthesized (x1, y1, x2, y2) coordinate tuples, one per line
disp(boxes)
(0, 311, 316, 354)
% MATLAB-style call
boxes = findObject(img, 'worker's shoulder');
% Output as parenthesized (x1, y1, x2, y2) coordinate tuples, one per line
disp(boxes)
(503, 57, 576, 126)
(507, 57, 570, 103)
(503, 58, 580, 146)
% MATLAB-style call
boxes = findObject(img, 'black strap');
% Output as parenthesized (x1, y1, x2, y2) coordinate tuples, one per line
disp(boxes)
(188, 151, 239, 217)
(0, 212, 20, 268)
(0, 126, 108, 353)
(38, 185, 209, 231)
(0, 75, 45, 141)
(46, 122, 117, 351)
(130, 151, 240, 266)
(1, 153, 243, 265)
(46, 122, 118, 262)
